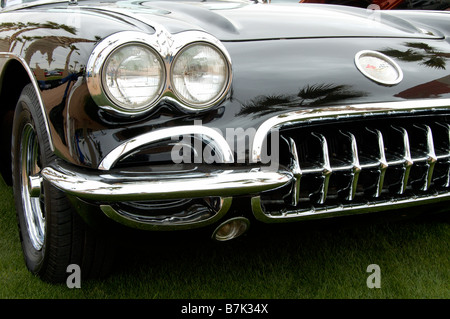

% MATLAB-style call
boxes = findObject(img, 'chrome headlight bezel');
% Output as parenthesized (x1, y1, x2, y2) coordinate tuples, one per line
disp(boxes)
(101, 43, 166, 112)
(86, 32, 167, 115)
(171, 41, 232, 110)
(86, 30, 232, 116)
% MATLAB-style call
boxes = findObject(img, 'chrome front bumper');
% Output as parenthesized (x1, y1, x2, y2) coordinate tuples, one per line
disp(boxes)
(42, 162, 291, 201)
(41, 161, 292, 230)
(41, 160, 450, 231)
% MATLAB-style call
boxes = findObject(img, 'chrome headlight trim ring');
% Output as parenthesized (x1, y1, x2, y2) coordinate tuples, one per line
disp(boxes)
(100, 43, 166, 113)
(86, 30, 232, 115)
(86, 31, 167, 115)
(170, 41, 232, 111)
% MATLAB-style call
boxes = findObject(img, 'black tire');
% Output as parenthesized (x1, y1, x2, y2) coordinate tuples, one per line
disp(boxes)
(11, 84, 114, 283)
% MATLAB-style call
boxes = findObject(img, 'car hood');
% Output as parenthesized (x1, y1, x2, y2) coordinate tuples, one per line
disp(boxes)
(98, 0, 445, 41)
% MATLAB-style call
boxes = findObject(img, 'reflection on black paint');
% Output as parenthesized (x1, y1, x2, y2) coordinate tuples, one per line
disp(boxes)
(396, 75, 450, 99)
(0, 21, 100, 150)
(0, 21, 97, 90)
(238, 84, 367, 117)
(381, 42, 450, 70)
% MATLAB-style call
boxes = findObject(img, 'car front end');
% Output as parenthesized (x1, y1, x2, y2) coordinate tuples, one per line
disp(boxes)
(24, 1, 449, 240)
(1, 0, 449, 281)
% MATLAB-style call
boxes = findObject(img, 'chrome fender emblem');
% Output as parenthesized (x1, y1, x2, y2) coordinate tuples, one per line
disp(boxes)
(355, 50, 403, 85)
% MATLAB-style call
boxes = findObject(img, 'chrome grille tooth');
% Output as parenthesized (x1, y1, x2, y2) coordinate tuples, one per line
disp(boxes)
(425, 125, 438, 190)
(339, 131, 361, 201)
(311, 132, 332, 204)
(391, 126, 413, 195)
(365, 128, 388, 198)
(284, 136, 302, 206)
(445, 123, 450, 188)
(435, 122, 450, 188)
(415, 124, 437, 191)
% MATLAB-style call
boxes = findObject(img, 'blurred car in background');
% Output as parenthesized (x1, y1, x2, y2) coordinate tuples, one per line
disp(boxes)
(298, 0, 450, 10)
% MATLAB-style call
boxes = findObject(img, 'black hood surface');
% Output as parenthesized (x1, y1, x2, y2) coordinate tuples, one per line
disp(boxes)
(101, 0, 445, 40)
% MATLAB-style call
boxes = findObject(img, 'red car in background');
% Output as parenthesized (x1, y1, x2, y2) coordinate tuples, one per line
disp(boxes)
(299, 0, 450, 10)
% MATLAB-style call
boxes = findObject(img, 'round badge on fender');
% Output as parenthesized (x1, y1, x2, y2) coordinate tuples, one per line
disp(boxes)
(355, 50, 403, 86)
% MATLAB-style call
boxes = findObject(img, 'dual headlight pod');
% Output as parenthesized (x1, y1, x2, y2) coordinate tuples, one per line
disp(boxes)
(87, 31, 232, 114)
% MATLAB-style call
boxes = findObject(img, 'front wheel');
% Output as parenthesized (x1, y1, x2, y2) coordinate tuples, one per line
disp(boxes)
(11, 84, 113, 283)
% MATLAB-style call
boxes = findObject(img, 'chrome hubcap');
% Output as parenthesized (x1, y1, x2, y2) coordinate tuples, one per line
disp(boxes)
(20, 123, 45, 251)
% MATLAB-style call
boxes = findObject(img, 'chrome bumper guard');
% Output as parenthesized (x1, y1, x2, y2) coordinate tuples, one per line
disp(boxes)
(41, 162, 292, 230)
(42, 163, 291, 201)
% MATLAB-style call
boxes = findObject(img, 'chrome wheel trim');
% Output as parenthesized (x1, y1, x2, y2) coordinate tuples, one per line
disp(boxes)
(20, 123, 45, 251)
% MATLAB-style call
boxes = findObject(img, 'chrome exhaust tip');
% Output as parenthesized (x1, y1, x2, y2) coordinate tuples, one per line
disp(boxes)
(212, 217, 250, 242)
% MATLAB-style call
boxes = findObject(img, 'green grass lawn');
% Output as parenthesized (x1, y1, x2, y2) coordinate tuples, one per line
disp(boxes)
(0, 176, 448, 299)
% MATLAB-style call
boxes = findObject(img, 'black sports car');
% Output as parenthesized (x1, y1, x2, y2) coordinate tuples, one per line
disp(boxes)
(0, 0, 449, 282)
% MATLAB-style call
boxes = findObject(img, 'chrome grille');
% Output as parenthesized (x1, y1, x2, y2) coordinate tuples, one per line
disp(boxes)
(254, 110, 450, 221)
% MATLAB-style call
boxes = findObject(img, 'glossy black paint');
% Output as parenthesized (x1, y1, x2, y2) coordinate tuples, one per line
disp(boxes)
(0, 0, 450, 169)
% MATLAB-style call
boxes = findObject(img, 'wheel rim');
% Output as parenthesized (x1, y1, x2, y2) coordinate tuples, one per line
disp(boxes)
(20, 123, 45, 251)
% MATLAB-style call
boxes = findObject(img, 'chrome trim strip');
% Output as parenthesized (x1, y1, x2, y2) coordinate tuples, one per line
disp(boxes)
(41, 164, 292, 201)
(251, 99, 450, 163)
(0, 53, 54, 151)
(98, 125, 235, 170)
(251, 193, 450, 223)
(100, 197, 232, 231)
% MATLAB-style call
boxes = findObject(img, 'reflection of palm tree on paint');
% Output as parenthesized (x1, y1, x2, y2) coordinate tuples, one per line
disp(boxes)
(238, 84, 368, 118)
(381, 42, 450, 70)
(23, 36, 94, 80)
(0, 21, 77, 52)
(0, 21, 97, 77)
(64, 45, 79, 76)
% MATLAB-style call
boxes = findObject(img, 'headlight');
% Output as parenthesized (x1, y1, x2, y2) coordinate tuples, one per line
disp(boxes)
(87, 31, 232, 115)
(171, 43, 230, 108)
(102, 44, 165, 111)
